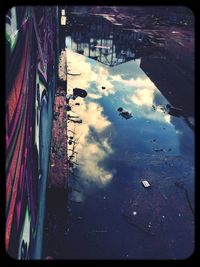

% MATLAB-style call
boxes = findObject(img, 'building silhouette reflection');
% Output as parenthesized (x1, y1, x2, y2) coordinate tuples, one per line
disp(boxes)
(65, 13, 146, 67)
(64, 10, 194, 122)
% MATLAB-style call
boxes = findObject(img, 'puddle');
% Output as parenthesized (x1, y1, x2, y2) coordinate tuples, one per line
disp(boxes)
(45, 9, 194, 259)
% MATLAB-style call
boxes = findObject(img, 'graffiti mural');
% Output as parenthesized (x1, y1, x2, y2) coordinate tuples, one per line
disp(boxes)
(5, 6, 59, 259)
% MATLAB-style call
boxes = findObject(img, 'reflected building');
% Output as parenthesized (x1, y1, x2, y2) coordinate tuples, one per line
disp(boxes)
(65, 13, 147, 67)
(64, 11, 194, 122)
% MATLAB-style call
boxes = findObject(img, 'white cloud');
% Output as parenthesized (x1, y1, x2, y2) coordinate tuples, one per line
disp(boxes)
(110, 75, 156, 90)
(66, 50, 115, 97)
(164, 114, 171, 124)
(66, 52, 114, 186)
(79, 102, 111, 132)
(122, 97, 131, 105)
(67, 99, 114, 187)
(79, 142, 113, 186)
(131, 88, 155, 107)
(87, 93, 102, 99)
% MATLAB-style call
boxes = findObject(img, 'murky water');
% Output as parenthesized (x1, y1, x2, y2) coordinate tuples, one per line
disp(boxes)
(44, 12, 194, 260)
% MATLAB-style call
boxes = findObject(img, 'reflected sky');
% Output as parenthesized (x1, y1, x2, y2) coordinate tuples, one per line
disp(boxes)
(66, 49, 194, 198)
(46, 9, 195, 260)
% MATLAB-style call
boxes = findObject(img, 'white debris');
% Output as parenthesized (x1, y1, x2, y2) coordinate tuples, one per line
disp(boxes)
(148, 222, 152, 228)
(162, 215, 165, 219)
(103, 196, 106, 200)
(141, 180, 151, 188)
(61, 15, 67, 25)
(133, 211, 137, 216)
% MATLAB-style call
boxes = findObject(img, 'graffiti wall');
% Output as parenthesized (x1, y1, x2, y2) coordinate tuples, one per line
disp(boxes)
(5, 6, 59, 259)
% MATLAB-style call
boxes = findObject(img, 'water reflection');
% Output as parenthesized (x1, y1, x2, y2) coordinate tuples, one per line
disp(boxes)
(65, 10, 194, 120)
(131, 87, 155, 107)
(67, 102, 115, 198)
(66, 49, 193, 198)
(65, 13, 146, 67)
(67, 50, 115, 98)
(67, 53, 115, 193)
(49, 8, 195, 260)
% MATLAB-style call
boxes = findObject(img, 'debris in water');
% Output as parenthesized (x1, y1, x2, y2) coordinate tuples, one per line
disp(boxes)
(168, 106, 182, 117)
(68, 140, 73, 145)
(66, 105, 71, 111)
(117, 107, 132, 119)
(141, 180, 151, 188)
(73, 88, 87, 98)
(152, 104, 156, 110)
(166, 104, 171, 109)
(154, 148, 164, 152)
(119, 111, 133, 120)
(117, 107, 123, 112)
(133, 211, 137, 216)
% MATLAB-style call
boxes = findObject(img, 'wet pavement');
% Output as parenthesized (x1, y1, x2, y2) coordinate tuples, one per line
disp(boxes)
(43, 8, 194, 260)
(43, 47, 194, 259)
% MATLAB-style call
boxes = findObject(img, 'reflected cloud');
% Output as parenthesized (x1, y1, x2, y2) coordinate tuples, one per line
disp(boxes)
(78, 102, 111, 132)
(79, 142, 113, 186)
(114, 75, 172, 125)
(110, 75, 156, 90)
(67, 49, 174, 193)
(68, 98, 114, 188)
(164, 114, 171, 124)
(131, 88, 155, 107)
(122, 97, 130, 105)
(67, 49, 116, 188)
(67, 50, 114, 98)
(140, 110, 172, 124)
(87, 93, 102, 99)
(67, 49, 157, 103)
